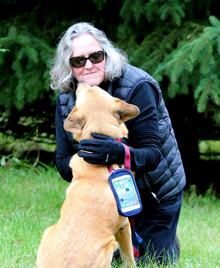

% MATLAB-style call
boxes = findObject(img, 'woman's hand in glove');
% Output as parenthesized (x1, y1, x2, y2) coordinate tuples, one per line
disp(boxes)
(78, 133, 125, 165)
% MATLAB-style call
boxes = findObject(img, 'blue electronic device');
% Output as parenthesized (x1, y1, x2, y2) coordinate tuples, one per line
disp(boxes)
(109, 169, 142, 217)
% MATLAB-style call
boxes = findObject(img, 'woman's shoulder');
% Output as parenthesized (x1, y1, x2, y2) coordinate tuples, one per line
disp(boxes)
(123, 64, 148, 78)
(57, 91, 75, 106)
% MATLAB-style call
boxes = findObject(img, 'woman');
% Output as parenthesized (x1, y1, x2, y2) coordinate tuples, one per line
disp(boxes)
(52, 22, 186, 265)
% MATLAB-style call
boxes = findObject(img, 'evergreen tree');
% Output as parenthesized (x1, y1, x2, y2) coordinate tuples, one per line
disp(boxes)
(115, 0, 220, 124)
(0, 25, 55, 113)
(153, 16, 220, 123)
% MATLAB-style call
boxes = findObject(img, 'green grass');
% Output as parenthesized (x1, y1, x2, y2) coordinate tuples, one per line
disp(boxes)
(1, 164, 220, 267)
(0, 164, 68, 267)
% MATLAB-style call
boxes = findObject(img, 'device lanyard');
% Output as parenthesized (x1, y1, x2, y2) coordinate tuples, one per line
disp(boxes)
(108, 142, 144, 258)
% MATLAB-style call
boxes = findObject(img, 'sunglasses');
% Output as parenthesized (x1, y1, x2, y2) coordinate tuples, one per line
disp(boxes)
(69, 50, 105, 68)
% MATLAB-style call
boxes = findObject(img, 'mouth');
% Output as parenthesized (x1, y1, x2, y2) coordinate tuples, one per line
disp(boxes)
(84, 72, 96, 76)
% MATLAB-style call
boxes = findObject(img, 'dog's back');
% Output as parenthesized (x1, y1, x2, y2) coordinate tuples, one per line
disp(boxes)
(37, 82, 139, 268)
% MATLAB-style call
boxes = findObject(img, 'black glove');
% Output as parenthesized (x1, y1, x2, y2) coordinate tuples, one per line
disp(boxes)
(78, 133, 125, 165)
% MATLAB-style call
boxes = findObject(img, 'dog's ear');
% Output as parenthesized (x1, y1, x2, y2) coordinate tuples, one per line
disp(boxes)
(64, 107, 85, 133)
(114, 99, 140, 124)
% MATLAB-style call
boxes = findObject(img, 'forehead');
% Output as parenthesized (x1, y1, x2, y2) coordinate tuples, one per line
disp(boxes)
(72, 34, 102, 57)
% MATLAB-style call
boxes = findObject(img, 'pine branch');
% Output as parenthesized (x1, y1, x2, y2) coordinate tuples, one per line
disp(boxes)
(190, 38, 213, 63)
(195, 77, 220, 113)
(217, 36, 220, 54)
(23, 44, 39, 63)
(92, 0, 107, 10)
(213, 110, 220, 125)
(199, 54, 214, 75)
(8, 26, 17, 40)
(209, 16, 220, 29)
(198, 89, 209, 113)
(180, 69, 189, 95)
(119, 0, 135, 25)
(168, 81, 179, 98)
(210, 90, 220, 107)
(144, 0, 160, 22)
(160, 0, 185, 26)
(133, 0, 146, 23)
(203, 27, 220, 40)
(166, 44, 193, 82)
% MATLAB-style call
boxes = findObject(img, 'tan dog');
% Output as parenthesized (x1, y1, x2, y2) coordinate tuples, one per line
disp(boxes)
(37, 82, 140, 268)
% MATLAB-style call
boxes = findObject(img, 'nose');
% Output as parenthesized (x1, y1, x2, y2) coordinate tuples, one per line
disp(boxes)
(84, 58, 93, 69)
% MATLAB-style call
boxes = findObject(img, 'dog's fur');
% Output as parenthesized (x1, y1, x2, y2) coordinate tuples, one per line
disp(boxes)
(37, 82, 140, 268)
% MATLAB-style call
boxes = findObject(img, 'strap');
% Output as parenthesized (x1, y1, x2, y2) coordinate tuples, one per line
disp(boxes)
(133, 246, 140, 258)
(123, 144, 131, 170)
(108, 165, 115, 173)
(129, 216, 135, 231)
(108, 142, 130, 173)
(129, 216, 145, 257)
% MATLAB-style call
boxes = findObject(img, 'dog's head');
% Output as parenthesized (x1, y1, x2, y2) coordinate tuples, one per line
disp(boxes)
(64, 82, 140, 141)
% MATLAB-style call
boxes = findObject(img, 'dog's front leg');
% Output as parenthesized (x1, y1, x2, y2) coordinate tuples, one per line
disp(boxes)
(115, 219, 136, 267)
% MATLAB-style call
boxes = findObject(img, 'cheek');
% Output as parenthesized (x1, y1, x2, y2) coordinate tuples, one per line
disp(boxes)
(98, 60, 106, 78)
(100, 58, 106, 71)
(72, 67, 82, 80)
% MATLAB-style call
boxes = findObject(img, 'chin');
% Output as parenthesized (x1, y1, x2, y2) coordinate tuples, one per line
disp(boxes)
(86, 80, 103, 87)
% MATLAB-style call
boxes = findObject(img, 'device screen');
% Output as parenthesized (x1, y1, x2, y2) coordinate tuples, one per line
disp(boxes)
(111, 174, 141, 212)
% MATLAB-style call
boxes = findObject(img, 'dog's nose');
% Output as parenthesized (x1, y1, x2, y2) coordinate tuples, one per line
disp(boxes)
(76, 81, 84, 93)
(76, 81, 91, 96)
(77, 81, 87, 87)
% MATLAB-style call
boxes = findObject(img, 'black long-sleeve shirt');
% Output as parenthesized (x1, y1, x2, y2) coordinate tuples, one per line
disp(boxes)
(55, 81, 161, 182)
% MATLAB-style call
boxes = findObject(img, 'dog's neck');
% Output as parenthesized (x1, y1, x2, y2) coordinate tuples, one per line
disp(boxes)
(69, 154, 113, 183)
(73, 122, 128, 142)
(70, 126, 127, 181)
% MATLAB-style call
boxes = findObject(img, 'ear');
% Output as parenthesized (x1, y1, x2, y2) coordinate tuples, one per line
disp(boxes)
(64, 107, 85, 133)
(114, 99, 140, 124)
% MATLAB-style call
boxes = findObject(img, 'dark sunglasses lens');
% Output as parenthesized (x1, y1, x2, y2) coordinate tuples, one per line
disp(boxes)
(71, 57, 86, 68)
(70, 51, 104, 68)
(89, 51, 104, 63)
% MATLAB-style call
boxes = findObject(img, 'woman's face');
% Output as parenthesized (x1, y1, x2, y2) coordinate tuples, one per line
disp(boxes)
(70, 34, 106, 87)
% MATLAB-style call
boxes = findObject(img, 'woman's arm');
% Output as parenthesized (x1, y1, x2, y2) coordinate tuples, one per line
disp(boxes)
(125, 82, 162, 172)
(55, 97, 74, 182)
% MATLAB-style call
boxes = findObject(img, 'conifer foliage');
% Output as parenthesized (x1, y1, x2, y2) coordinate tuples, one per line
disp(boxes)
(0, 25, 54, 113)
(0, 0, 220, 139)
(152, 16, 220, 122)
(116, 0, 220, 124)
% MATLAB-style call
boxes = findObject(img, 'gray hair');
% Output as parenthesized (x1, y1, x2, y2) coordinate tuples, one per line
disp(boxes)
(50, 22, 128, 93)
